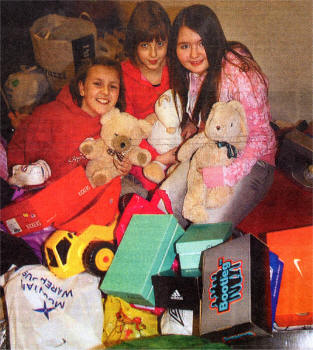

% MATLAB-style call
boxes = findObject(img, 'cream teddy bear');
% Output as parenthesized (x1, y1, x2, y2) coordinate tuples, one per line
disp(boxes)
(79, 108, 152, 188)
(177, 100, 248, 223)
(143, 89, 183, 183)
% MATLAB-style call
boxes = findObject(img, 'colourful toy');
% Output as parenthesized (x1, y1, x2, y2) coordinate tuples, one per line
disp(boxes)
(178, 100, 248, 223)
(8, 159, 51, 187)
(143, 89, 183, 183)
(44, 218, 118, 279)
(79, 107, 152, 188)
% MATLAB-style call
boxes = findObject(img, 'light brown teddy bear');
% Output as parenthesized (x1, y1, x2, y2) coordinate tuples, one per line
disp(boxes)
(79, 108, 152, 188)
(177, 100, 248, 223)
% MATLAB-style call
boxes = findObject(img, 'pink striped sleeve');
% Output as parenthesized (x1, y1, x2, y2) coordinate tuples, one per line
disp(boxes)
(216, 58, 276, 186)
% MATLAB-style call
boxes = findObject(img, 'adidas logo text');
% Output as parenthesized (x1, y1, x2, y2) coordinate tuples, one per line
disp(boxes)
(170, 289, 183, 300)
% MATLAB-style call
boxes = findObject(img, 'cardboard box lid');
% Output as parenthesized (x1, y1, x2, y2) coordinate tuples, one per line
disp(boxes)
(175, 222, 232, 254)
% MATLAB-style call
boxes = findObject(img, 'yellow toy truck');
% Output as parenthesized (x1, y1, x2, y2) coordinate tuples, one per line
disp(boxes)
(44, 219, 117, 279)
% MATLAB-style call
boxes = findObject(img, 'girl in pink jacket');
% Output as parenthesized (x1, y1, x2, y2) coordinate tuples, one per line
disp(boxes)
(161, 4, 277, 230)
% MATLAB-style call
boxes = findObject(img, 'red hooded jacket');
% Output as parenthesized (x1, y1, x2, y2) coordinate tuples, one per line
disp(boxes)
(7, 85, 102, 182)
(122, 59, 170, 190)
(121, 59, 170, 120)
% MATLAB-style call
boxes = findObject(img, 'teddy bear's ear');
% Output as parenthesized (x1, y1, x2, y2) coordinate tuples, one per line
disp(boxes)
(100, 108, 120, 125)
(138, 119, 153, 138)
(228, 100, 248, 136)
(206, 101, 222, 124)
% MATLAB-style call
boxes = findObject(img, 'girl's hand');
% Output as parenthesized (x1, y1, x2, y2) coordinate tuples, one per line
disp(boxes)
(155, 147, 178, 165)
(114, 156, 132, 176)
(181, 120, 197, 140)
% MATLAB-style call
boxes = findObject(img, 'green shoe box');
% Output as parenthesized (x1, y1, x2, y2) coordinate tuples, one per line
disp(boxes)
(100, 214, 184, 306)
(175, 222, 232, 274)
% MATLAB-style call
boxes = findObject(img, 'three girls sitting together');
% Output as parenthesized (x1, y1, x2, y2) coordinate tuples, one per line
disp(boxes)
(7, 1, 276, 231)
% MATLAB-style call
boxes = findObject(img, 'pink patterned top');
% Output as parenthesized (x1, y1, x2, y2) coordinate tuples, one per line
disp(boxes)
(189, 51, 277, 188)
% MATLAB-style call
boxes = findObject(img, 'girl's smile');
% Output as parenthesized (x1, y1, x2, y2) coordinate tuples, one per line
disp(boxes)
(176, 26, 209, 76)
(79, 65, 120, 117)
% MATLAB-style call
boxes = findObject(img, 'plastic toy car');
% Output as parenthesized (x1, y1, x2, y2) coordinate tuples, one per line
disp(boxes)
(44, 218, 117, 279)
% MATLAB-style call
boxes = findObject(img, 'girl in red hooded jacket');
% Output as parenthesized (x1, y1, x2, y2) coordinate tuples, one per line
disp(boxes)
(7, 57, 132, 186)
(121, 1, 178, 191)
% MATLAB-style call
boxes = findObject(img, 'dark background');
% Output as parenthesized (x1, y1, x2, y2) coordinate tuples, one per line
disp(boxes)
(1, 0, 123, 143)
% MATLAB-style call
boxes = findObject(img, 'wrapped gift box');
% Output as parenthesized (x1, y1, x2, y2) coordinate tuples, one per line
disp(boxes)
(101, 214, 184, 306)
(200, 234, 272, 343)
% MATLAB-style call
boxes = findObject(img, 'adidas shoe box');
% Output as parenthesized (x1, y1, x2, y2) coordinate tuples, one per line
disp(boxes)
(175, 222, 232, 275)
(200, 234, 272, 343)
(101, 214, 184, 306)
(152, 269, 202, 313)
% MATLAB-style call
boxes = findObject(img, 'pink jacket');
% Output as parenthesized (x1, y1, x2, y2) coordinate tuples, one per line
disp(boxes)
(189, 51, 277, 188)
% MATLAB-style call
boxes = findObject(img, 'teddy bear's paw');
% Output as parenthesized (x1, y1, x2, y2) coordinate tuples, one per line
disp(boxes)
(206, 197, 229, 208)
(80, 143, 93, 155)
(92, 173, 108, 187)
(206, 187, 232, 208)
(183, 205, 209, 223)
(136, 152, 150, 167)
(143, 162, 165, 184)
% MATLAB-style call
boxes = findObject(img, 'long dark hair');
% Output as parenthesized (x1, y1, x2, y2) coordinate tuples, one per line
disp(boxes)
(169, 4, 266, 127)
(124, 0, 171, 63)
(70, 57, 126, 111)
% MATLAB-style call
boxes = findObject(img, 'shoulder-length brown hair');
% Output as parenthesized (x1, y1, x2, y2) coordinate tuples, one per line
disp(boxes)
(124, 1, 171, 63)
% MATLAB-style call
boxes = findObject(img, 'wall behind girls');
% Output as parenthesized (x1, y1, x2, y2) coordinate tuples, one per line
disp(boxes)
(118, 0, 312, 125)
(1, 0, 311, 143)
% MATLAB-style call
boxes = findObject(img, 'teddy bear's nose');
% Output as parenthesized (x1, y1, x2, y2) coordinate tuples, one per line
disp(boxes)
(113, 135, 131, 153)
(216, 125, 221, 130)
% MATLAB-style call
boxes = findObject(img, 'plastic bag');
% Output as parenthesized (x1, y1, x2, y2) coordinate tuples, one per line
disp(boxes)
(4, 65, 49, 114)
(160, 308, 194, 336)
(102, 295, 159, 347)
(0, 265, 104, 350)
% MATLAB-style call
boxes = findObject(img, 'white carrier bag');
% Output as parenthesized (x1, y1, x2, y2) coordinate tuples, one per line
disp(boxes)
(0, 265, 104, 350)
(160, 308, 194, 335)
